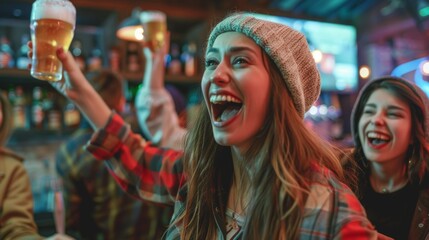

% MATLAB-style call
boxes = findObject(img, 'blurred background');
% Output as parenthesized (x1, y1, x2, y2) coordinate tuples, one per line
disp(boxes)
(1, 0, 429, 235)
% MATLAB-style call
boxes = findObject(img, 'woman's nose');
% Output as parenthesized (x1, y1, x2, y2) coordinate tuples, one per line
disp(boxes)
(370, 112, 385, 126)
(210, 63, 230, 85)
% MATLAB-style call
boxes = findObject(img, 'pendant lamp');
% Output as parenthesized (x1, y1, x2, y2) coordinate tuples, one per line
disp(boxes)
(116, 8, 143, 42)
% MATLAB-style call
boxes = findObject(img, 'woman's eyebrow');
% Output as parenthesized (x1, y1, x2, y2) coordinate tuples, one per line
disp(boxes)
(365, 103, 408, 112)
(206, 46, 257, 55)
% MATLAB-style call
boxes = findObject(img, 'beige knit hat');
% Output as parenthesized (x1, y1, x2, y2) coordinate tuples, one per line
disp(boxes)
(207, 13, 321, 118)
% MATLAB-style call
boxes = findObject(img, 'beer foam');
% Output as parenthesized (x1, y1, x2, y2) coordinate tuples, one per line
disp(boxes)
(31, 0, 76, 25)
(140, 11, 166, 23)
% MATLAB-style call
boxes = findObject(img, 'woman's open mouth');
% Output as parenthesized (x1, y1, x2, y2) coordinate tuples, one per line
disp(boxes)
(210, 94, 243, 126)
(367, 131, 391, 147)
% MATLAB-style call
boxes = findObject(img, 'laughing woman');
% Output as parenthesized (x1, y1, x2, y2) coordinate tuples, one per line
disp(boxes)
(31, 13, 379, 239)
(344, 76, 429, 240)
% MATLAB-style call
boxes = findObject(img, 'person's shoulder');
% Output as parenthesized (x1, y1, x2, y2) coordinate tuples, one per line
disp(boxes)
(305, 163, 370, 229)
(308, 163, 345, 187)
(0, 148, 26, 179)
(307, 163, 358, 204)
(306, 165, 339, 207)
(0, 147, 24, 163)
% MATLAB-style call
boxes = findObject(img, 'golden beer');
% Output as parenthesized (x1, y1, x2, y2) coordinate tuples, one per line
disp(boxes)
(31, 19, 74, 81)
(30, 0, 75, 82)
(140, 11, 167, 52)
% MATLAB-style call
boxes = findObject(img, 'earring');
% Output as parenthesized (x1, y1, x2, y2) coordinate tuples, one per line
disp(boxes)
(407, 146, 418, 174)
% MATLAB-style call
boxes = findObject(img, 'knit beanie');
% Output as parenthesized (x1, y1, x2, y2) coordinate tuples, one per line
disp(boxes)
(206, 13, 321, 118)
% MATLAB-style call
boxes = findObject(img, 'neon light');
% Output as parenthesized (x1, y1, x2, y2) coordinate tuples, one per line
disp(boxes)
(391, 56, 429, 97)
(391, 57, 429, 77)
(414, 68, 429, 97)
(419, 6, 429, 17)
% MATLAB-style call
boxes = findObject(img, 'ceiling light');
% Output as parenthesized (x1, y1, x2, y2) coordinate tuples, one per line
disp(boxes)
(116, 8, 143, 42)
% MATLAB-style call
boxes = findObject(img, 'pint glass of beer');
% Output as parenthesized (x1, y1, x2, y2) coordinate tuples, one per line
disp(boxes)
(140, 11, 167, 52)
(30, 0, 76, 81)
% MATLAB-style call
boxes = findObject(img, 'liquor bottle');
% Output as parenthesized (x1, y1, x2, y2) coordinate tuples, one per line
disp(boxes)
(12, 86, 28, 129)
(126, 42, 141, 72)
(0, 36, 14, 68)
(16, 34, 31, 69)
(181, 42, 197, 77)
(44, 91, 62, 130)
(31, 87, 44, 129)
(63, 101, 80, 130)
(109, 46, 121, 72)
(7, 87, 16, 125)
(87, 37, 103, 71)
(167, 43, 182, 75)
(70, 40, 86, 72)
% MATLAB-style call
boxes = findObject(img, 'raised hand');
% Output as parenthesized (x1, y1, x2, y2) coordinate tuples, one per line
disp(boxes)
(52, 47, 94, 102)
(27, 41, 92, 103)
(141, 31, 170, 90)
(27, 41, 111, 129)
(142, 31, 170, 67)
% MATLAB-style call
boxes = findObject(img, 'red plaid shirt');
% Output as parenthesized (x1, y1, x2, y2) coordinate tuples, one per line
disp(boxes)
(86, 113, 384, 239)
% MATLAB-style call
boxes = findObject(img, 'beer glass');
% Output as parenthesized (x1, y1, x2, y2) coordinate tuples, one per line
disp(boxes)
(139, 11, 167, 52)
(30, 0, 76, 81)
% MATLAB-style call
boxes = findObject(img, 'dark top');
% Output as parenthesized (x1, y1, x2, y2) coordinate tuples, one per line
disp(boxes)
(361, 180, 419, 240)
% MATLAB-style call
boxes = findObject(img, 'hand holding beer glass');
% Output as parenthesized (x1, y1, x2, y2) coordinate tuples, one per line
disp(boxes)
(30, 0, 75, 81)
(140, 11, 167, 52)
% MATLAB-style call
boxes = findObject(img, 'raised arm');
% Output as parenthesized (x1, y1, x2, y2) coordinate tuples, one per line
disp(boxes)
(54, 47, 111, 129)
(135, 35, 187, 150)
(27, 43, 185, 205)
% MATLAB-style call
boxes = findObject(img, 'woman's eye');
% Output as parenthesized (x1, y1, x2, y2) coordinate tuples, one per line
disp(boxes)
(205, 59, 218, 68)
(363, 109, 374, 115)
(388, 112, 401, 117)
(233, 57, 248, 66)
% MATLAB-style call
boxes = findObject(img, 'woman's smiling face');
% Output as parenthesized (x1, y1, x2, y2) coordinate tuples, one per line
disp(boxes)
(358, 88, 412, 166)
(202, 32, 271, 152)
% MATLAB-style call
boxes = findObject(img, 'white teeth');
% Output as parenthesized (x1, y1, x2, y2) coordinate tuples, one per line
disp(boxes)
(210, 94, 241, 104)
(367, 132, 390, 140)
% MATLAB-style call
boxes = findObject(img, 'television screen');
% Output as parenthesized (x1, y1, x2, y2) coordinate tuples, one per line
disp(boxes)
(253, 13, 358, 92)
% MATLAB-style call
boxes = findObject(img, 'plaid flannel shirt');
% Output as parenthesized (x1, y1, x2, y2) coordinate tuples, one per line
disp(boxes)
(56, 121, 173, 240)
(85, 113, 380, 240)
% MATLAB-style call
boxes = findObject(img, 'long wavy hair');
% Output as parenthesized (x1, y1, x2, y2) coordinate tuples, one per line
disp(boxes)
(349, 78, 429, 197)
(0, 90, 12, 146)
(179, 52, 344, 239)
